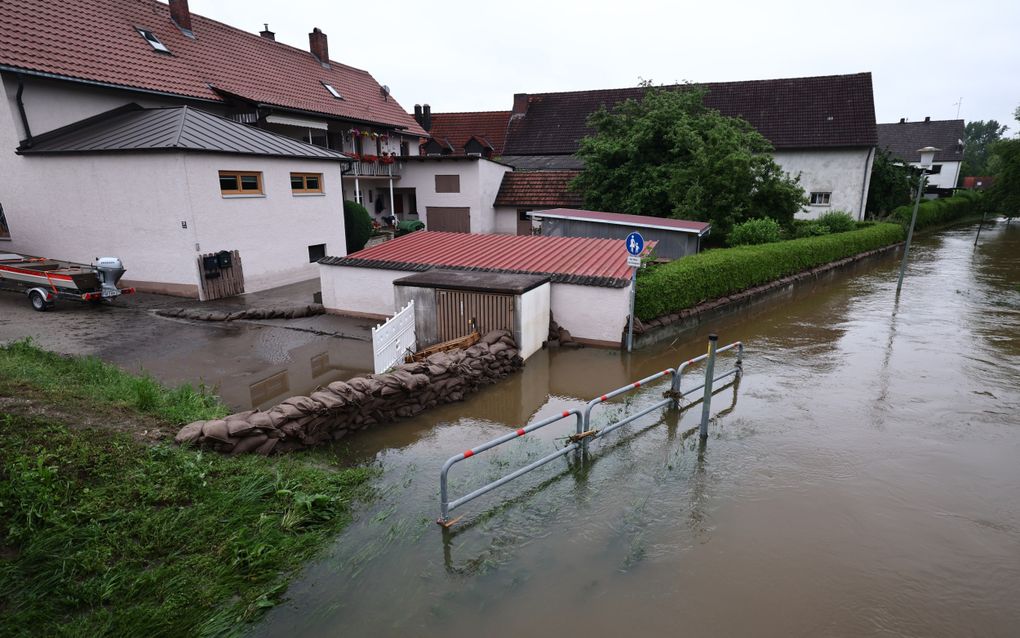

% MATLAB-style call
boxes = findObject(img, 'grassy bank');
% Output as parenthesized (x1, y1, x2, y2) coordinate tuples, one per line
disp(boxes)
(0, 341, 374, 637)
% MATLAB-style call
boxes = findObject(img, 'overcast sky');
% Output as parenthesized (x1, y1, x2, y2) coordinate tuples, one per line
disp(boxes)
(192, 0, 1020, 132)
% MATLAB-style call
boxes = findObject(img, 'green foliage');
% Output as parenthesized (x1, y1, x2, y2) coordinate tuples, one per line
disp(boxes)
(635, 223, 905, 319)
(866, 147, 920, 215)
(0, 413, 374, 638)
(792, 220, 832, 238)
(989, 138, 1020, 217)
(889, 191, 988, 230)
(727, 217, 782, 246)
(962, 120, 1008, 178)
(343, 200, 373, 253)
(572, 83, 806, 239)
(816, 211, 857, 233)
(0, 339, 227, 424)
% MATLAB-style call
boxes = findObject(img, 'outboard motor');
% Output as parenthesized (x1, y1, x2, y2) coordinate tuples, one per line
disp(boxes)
(95, 257, 126, 296)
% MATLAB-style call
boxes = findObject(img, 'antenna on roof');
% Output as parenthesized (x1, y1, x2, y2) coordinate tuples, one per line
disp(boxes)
(381, 85, 391, 101)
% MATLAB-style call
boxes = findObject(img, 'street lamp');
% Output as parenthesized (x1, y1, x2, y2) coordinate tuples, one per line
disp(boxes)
(895, 146, 939, 295)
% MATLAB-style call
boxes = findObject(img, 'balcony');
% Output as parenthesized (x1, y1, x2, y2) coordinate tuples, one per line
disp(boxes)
(350, 159, 401, 178)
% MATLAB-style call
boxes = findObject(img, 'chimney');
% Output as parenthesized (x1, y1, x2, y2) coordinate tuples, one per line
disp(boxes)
(422, 104, 432, 132)
(924, 116, 931, 122)
(414, 104, 423, 126)
(899, 117, 905, 124)
(512, 93, 530, 118)
(309, 28, 329, 67)
(169, 0, 192, 33)
(260, 23, 275, 40)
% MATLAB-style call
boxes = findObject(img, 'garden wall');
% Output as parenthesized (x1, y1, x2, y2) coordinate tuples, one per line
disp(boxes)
(175, 330, 523, 455)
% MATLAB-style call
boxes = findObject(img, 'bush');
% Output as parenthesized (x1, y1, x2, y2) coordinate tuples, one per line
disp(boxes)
(343, 200, 373, 253)
(635, 223, 905, 319)
(889, 191, 986, 231)
(817, 210, 856, 233)
(792, 220, 830, 238)
(727, 217, 782, 246)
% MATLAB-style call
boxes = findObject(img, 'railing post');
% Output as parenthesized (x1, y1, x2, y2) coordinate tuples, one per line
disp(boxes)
(699, 334, 718, 439)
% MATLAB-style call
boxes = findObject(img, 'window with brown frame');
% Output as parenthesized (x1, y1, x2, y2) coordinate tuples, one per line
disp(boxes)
(219, 171, 263, 195)
(435, 174, 460, 193)
(291, 172, 323, 194)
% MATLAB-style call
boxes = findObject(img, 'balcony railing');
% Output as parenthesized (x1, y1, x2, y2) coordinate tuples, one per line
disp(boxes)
(350, 160, 401, 178)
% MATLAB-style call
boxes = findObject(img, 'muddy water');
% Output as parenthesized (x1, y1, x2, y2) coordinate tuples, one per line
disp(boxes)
(252, 221, 1020, 638)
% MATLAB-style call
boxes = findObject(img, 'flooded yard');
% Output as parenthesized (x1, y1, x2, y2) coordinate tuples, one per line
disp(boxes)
(252, 220, 1019, 637)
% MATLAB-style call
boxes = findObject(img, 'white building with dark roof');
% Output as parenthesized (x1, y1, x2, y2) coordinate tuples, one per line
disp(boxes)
(877, 118, 966, 191)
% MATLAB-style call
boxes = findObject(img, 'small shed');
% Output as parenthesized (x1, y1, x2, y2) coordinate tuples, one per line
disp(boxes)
(394, 271, 550, 360)
(531, 208, 710, 260)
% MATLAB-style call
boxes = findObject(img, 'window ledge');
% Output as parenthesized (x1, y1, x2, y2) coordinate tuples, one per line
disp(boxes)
(808, 203, 831, 207)
(0, 236, 11, 241)
(221, 194, 266, 199)
(292, 192, 326, 197)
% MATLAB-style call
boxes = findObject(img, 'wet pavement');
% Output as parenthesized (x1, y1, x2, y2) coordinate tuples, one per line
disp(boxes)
(248, 220, 1020, 637)
(0, 279, 375, 410)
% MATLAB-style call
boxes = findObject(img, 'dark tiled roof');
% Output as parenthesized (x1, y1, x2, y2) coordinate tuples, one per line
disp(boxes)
(0, 0, 425, 134)
(320, 231, 654, 288)
(500, 155, 586, 170)
(533, 208, 710, 235)
(503, 73, 877, 155)
(423, 111, 511, 155)
(876, 119, 966, 163)
(20, 104, 349, 160)
(494, 171, 583, 207)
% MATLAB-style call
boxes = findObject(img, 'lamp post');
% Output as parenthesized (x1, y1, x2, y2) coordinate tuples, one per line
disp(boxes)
(895, 146, 939, 295)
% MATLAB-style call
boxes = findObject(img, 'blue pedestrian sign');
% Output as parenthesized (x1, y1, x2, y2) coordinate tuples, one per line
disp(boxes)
(626, 232, 644, 256)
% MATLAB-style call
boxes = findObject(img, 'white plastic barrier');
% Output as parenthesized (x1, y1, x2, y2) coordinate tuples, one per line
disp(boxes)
(372, 300, 416, 373)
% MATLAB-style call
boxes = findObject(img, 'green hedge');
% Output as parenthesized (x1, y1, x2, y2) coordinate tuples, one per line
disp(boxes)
(889, 191, 985, 231)
(635, 223, 904, 320)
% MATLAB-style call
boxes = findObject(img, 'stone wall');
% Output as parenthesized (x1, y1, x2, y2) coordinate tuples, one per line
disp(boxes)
(174, 330, 523, 455)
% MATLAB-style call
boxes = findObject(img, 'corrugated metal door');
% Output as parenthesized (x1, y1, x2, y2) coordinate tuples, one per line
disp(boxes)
(426, 207, 471, 233)
(436, 289, 514, 342)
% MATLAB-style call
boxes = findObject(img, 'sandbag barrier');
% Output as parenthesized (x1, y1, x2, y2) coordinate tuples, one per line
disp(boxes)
(174, 330, 524, 455)
(157, 304, 325, 322)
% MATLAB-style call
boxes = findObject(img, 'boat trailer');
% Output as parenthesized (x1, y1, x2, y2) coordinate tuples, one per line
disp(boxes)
(0, 253, 135, 311)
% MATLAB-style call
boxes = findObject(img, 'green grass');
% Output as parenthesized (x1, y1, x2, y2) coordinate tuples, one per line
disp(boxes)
(0, 344, 376, 637)
(0, 339, 229, 424)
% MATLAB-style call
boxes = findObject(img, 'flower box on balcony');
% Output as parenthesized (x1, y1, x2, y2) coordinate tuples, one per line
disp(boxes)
(362, 155, 378, 164)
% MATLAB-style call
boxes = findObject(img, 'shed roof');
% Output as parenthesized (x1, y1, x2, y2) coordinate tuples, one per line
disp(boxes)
(19, 104, 349, 160)
(321, 231, 654, 288)
(494, 171, 583, 207)
(876, 119, 966, 163)
(532, 208, 711, 235)
(394, 270, 550, 294)
(0, 0, 425, 134)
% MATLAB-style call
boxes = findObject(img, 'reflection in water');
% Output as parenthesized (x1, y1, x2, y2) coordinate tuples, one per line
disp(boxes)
(254, 222, 1020, 638)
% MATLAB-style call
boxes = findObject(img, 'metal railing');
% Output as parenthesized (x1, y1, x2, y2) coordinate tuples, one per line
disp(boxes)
(437, 333, 744, 526)
(351, 161, 400, 177)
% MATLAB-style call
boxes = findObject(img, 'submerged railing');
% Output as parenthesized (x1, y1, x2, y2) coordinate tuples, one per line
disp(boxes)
(437, 334, 744, 526)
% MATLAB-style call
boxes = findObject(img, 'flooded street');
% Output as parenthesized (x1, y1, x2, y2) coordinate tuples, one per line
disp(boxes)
(253, 220, 1020, 637)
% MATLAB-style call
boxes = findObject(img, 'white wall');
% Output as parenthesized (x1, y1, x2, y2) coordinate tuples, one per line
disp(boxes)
(318, 264, 406, 317)
(774, 147, 874, 221)
(551, 283, 630, 345)
(913, 160, 961, 189)
(493, 206, 520, 234)
(398, 159, 511, 234)
(518, 282, 551, 359)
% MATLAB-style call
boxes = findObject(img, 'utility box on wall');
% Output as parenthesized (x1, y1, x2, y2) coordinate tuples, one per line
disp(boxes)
(393, 270, 550, 360)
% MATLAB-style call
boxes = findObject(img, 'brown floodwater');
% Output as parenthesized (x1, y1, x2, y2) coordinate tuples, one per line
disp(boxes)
(251, 221, 1020, 638)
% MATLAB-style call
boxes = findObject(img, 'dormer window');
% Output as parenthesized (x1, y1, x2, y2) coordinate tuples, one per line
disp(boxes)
(137, 28, 170, 53)
(322, 82, 342, 99)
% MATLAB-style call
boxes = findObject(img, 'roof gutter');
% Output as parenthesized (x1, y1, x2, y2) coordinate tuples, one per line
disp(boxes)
(14, 73, 32, 147)
(0, 65, 222, 105)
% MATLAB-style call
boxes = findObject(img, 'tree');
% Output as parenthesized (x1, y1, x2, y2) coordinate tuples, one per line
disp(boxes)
(572, 84, 805, 239)
(990, 138, 1020, 218)
(343, 199, 373, 253)
(865, 147, 921, 216)
(962, 120, 1008, 177)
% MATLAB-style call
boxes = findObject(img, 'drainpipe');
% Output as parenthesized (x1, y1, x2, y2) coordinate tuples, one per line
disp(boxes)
(858, 146, 875, 220)
(388, 165, 395, 218)
(15, 74, 33, 147)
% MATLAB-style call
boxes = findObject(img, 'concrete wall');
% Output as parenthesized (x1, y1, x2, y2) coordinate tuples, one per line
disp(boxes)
(398, 159, 511, 234)
(551, 283, 630, 346)
(913, 160, 962, 190)
(518, 282, 551, 359)
(774, 147, 874, 221)
(319, 264, 406, 318)
(540, 218, 700, 259)
(493, 206, 520, 234)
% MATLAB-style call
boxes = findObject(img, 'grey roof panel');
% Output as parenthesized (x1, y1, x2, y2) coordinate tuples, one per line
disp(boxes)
(21, 105, 350, 161)
(876, 119, 966, 163)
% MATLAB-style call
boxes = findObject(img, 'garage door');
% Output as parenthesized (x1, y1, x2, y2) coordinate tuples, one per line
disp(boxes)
(426, 207, 471, 233)
(435, 288, 514, 342)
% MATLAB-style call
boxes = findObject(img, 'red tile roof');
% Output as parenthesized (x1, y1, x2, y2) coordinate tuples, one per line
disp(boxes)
(503, 73, 877, 155)
(534, 208, 710, 235)
(494, 171, 583, 207)
(424, 111, 511, 155)
(0, 0, 425, 134)
(321, 231, 654, 288)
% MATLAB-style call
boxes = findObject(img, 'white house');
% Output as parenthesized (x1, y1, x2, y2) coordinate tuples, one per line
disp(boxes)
(877, 118, 966, 192)
(0, 0, 425, 295)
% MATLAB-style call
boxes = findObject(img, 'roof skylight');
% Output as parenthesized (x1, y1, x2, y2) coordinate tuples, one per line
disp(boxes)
(137, 28, 170, 53)
(322, 82, 342, 99)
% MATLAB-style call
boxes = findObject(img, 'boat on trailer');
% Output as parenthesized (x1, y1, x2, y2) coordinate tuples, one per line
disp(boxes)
(0, 253, 135, 311)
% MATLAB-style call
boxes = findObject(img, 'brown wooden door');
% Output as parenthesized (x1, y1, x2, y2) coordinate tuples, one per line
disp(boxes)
(197, 250, 245, 300)
(426, 207, 471, 233)
(435, 289, 514, 342)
